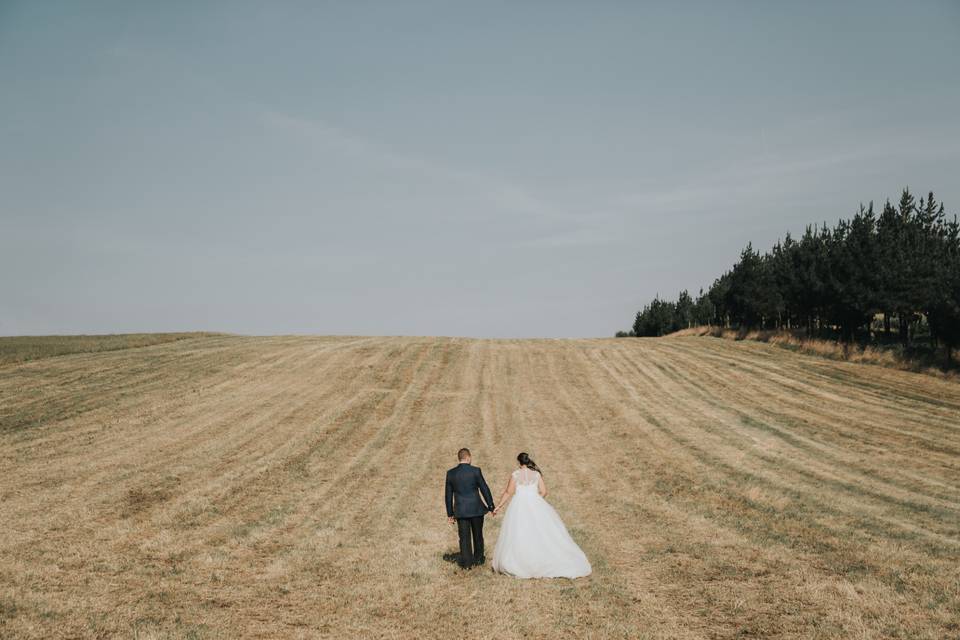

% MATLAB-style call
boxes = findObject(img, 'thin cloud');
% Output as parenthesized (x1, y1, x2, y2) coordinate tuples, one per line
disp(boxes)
(616, 139, 960, 214)
(261, 110, 566, 220)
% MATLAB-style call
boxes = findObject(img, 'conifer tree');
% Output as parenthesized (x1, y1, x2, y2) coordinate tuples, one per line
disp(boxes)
(623, 187, 955, 366)
(675, 290, 695, 329)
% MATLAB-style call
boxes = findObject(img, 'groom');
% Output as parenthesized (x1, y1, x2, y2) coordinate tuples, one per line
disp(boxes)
(445, 448, 495, 569)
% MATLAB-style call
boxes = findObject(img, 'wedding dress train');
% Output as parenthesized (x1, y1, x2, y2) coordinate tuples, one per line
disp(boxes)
(491, 467, 591, 579)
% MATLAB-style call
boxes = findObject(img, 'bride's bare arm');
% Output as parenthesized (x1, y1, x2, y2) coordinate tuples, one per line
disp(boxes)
(538, 473, 547, 497)
(494, 474, 516, 514)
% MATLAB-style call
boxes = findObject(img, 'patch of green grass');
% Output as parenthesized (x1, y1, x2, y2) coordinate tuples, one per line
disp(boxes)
(132, 616, 212, 640)
(0, 596, 18, 621)
(0, 332, 222, 366)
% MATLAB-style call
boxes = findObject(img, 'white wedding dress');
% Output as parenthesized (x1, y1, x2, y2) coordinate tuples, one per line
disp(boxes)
(491, 467, 592, 579)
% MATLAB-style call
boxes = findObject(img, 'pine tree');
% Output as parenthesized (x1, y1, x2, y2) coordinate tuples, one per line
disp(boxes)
(823, 204, 880, 342)
(876, 199, 902, 340)
(708, 273, 733, 328)
(693, 288, 714, 326)
(675, 290, 695, 329)
(623, 187, 955, 365)
(896, 188, 918, 345)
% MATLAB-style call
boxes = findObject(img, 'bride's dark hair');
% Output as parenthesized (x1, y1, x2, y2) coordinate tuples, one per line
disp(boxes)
(517, 452, 541, 475)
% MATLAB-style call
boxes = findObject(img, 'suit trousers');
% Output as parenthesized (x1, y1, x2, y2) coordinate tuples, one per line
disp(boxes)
(456, 516, 485, 567)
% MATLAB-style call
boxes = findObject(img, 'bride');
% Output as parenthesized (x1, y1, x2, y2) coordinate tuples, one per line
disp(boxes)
(491, 452, 591, 579)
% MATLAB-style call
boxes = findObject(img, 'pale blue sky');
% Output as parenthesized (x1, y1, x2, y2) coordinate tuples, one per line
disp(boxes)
(2, 2, 959, 337)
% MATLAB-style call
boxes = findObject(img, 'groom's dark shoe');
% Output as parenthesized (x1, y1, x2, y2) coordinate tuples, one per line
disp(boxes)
(473, 555, 486, 566)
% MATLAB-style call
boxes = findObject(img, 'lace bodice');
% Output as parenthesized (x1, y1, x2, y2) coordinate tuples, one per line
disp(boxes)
(513, 467, 540, 490)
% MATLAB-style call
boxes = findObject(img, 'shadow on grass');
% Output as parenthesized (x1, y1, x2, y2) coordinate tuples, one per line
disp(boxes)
(442, 550, 489, 570)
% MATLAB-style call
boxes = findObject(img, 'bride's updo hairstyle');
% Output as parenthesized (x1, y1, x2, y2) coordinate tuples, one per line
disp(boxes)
(517, 452, 541, 475)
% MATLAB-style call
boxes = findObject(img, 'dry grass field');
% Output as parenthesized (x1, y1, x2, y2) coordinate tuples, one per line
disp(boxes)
(1, 334, 958, 639)
(0, 333, 217, 366)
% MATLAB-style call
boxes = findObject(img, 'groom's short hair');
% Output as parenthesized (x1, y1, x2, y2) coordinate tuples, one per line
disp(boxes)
(457, 448, 471, 461)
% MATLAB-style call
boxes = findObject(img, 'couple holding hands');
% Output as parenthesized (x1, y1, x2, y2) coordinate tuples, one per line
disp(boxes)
(444, 448, 591, 579)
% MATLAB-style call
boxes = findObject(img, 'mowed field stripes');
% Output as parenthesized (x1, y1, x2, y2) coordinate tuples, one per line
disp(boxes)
(1, 335, 957, 639)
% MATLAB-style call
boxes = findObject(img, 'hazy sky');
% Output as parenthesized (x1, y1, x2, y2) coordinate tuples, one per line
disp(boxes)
(3, 2, 959, 337)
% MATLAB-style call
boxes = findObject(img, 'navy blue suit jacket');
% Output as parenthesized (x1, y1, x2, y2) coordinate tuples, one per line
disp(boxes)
(445, 463, 494, 518)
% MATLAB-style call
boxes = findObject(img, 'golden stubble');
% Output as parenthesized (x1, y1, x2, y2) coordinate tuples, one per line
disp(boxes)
(0, 335, 957, 639)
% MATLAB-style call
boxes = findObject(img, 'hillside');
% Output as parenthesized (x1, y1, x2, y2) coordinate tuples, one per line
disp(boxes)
(1, 335, 958, 639)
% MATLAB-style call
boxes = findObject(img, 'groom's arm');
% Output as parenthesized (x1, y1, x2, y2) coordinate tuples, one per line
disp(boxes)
(477, 468, 495, 512)
(445, 472, 454, 518)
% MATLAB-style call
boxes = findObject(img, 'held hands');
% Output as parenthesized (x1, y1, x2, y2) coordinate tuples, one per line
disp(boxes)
(448, 516, 455, 524)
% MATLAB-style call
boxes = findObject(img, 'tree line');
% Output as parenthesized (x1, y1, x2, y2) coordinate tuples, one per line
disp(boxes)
(619, 188, 960, 364)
